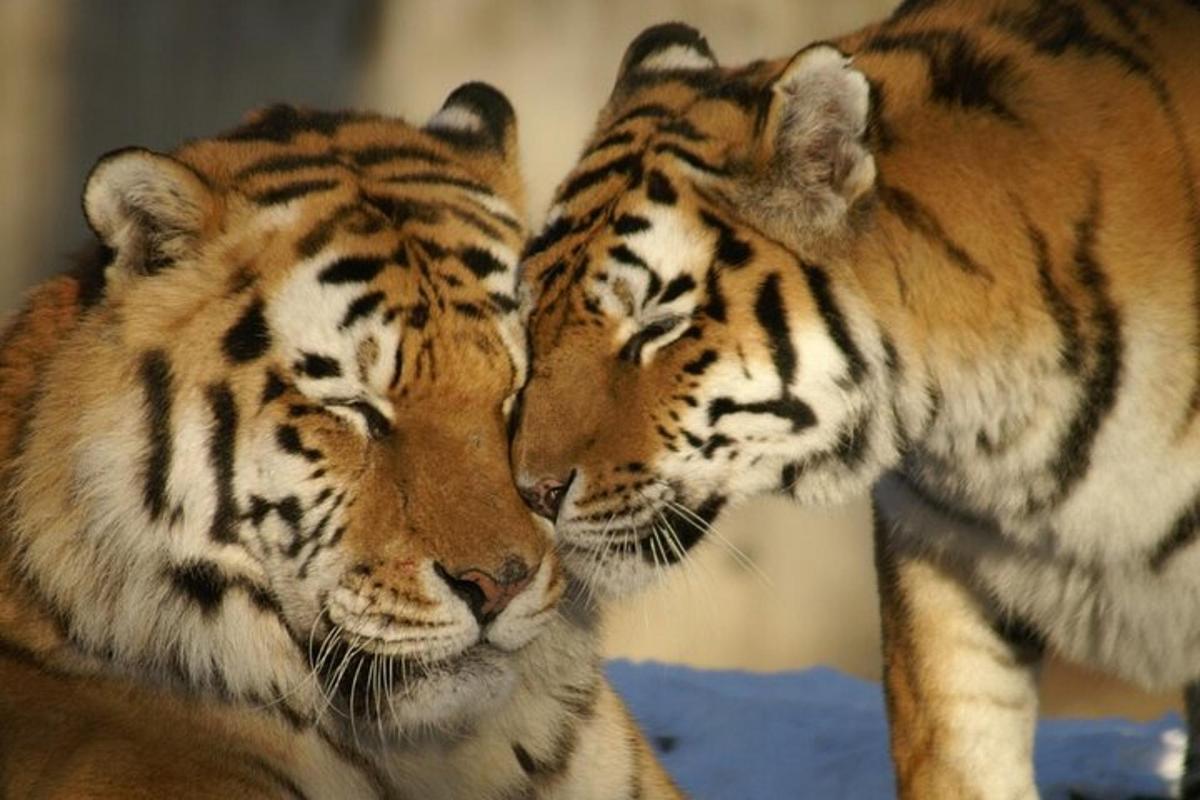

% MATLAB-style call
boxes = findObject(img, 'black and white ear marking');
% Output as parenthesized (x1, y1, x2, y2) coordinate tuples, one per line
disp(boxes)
(616, 22, 718, 87)
(425, 81, 516, 154)
(744, 45, 877, 250)
(82, 147, 213, 278)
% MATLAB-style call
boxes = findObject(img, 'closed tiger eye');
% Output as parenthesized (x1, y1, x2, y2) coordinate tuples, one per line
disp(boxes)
(618, 316, 685, 363)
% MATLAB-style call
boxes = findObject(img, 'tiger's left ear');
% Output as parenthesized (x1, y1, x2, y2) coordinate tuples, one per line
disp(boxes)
(425, 81, 518, 158)
(742, 45, 876, 251)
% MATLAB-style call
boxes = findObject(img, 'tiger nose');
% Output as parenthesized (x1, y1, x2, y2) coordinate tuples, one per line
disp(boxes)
(435, 557, 533, 624)
(517, 473, 573, 521)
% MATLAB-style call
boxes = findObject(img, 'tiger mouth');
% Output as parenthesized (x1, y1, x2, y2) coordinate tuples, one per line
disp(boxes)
(558, 494, 728, 565)
(312, 635, 506, 716)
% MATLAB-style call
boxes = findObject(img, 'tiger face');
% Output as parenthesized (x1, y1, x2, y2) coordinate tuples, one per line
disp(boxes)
(513, 27, 896, 595)
(8, 86, 565, 737)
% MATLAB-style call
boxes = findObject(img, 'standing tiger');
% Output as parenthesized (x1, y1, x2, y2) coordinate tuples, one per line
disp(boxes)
(0, 86, 679, 799)
(511, 1, 1200, 796)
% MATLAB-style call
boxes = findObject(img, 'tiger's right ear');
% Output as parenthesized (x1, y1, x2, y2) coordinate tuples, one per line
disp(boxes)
(82, 147, 215, 280)
(613, 23, 718, 93)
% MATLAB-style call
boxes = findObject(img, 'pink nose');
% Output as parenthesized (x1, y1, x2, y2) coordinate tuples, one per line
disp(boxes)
(436, 557, 533, 623)
(518, 476, 569, 520)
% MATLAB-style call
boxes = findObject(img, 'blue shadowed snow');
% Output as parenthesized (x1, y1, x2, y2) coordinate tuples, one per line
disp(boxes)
(607, 661, 1185, 799)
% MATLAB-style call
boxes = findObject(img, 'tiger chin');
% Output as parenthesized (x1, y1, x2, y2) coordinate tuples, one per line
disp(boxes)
(0, 86, 680, 798)
(513, 3, 1200, 798)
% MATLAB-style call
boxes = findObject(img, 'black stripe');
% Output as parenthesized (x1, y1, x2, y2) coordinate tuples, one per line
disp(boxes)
(238, 753, 311, 800)
(296, 205, 356, 259)
(609, 245, 663, 297)
(223, 298, 272, 363)
(659, 274, 696, 304)
(699, 210, 753, 267)
(460, 246, 508, 278)
(879, 184, 991, 277)
(754, 273, 796, 386)
(139, 351, 174, 521)
(523, 216, 572, 259)
(318, 257, 386, 285)
(250, 179, 340, 206)
(584, 130, 637, 156)
(645, 169, 678, 205)
(1149, 494, 1200, 572)
(708, 395, 816, 431)
(350, 145, 448, 167)
(863, 30, 1021, 123)
(1046, 175, 1122, 505)
(223, 105, 353, 143)
(276, 425, 323, 462)
(207, 383, 240, 543)
(703, 267, 727, 322)
(294, 353, 342, 379)
(652, 142, 727, 175)
(802, 264, 868, 385)
(237, 153, 342, 179)
(559, 154, 643, 204)
(382, 171, 492, 195)
(682, 349, 718, 375)
(1023, 211, 1084, 374)
(447, 205, 502, 239)
(170, 560, 228, 615)
(340, 291, 385, 329)
(609, 103, 674, 127)
(613, 214, 652, 236)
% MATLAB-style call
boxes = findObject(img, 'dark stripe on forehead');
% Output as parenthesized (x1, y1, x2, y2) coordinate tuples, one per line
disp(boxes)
(250, 179, 341, 206)
(460, 246, 508, 278)
(223, 297, 272, 363)
(206, 383, 240, 544)
(659, 274, 696, 304)
(236, 153, 343, 179)
(139, 351, 174, 522)
(609, 244, 663, 297)
(351, 145, 449, 167)
(754, 273, 796, 386)
(382, 172, 493, 195)
(610, 103, 675, 127)
(319, 257, 386, 284)
(559, 154, 644, 204)
(584, 130, 638, 157)
(652, 142, 727, 175)
(340, 291, 386, 329)
(802, 264, 868, 385)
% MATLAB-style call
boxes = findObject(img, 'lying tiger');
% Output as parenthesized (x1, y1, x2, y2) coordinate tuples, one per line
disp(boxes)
(0, 86, 678, 799)
(511, 1, 1200, 797)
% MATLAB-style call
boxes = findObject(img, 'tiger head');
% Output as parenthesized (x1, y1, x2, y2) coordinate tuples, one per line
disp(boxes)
(5, 86, 565, 737)
(513, 26, 900, 595)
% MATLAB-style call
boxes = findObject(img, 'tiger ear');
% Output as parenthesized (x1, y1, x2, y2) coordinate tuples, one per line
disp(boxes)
(742, 45, 876, 251)
(82, 147, 215, 279)
(425, 81, 518, 158)
(613, 23, 718, 92)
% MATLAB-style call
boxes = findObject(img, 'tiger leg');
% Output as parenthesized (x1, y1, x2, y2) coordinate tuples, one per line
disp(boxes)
(874, 506, 1041, 799)
(1182, 682, 1200, 799)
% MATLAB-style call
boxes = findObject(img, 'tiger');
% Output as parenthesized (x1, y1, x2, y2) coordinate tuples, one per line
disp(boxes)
(509, 2, 1200, 797)
(0, 85, 679, 799)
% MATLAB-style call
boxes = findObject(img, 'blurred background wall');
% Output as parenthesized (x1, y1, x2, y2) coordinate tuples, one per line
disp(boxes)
(0, 0, 1176, 720)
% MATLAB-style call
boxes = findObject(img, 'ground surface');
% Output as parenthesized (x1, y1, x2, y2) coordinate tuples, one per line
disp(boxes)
(610, 661, 1185, 799)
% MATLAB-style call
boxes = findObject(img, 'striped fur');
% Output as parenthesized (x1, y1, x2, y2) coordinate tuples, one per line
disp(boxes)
(0, 92, 679, 799)
(512, 3, 1200, 795)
